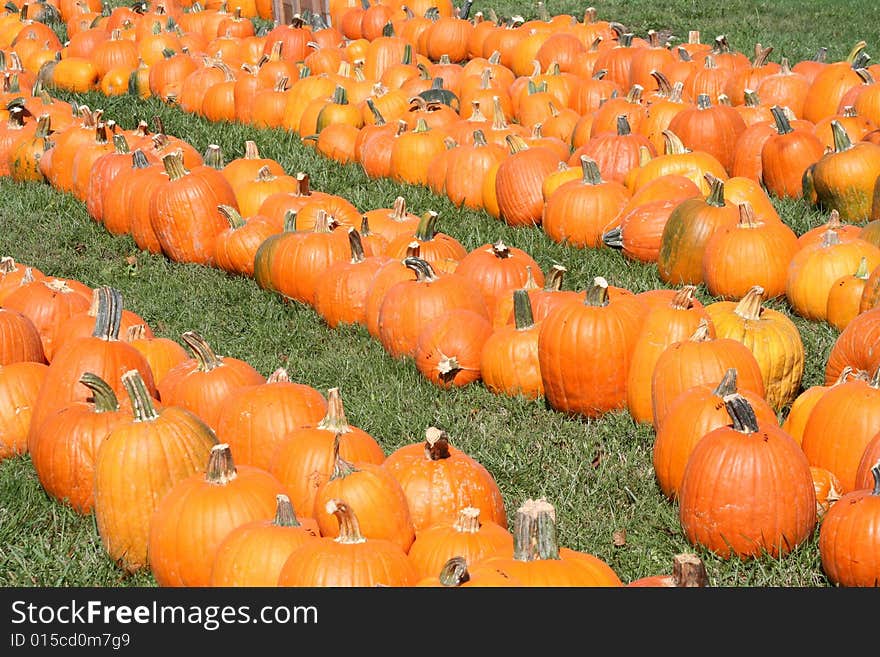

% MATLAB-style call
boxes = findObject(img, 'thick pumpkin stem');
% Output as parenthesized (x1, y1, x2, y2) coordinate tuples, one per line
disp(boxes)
(512, 498, 560, 561)
(472, 129, 489, 147)
(436, 354, 462, 378)
(329, 434, 358, 480)
(126, 324, 147, 341)
(218, 204, 246, 229)
(243, 140, 261, 159)
(181, 330, 223, 371)
(489, 240, 511, 259)
(722, 393, 760, 433)
(203, 144, 225, 169)
(112, 134, 129, 154)
(661, 129, 688, 155)
(161, 150, 188, 181)
(80, 372, 120, 412)
(423, 426, 452, 461)
(670, 285, 697, 310)
(712, 368, 738, 397)
(267, 367, 289, 383)
(821, 229, 841, 249)
(91, 286, 124, 341)
(414, 210, 440, 241)
(347, 227, 366, 264)
(770, 105, 792, 135)
(452, 507, 482, 534)
(131, 149, 151, 170)
(671, 554, 708, 587)
(830, 121, 853, 152)
(704, 174, 726, 207)
(403, 256, 439, 283)
(282, 209, 298, 232)
(579, 155, 603, 185)
(734, 286, 765, 320)
(317, 387, 352, 433)
(854, 256, 870, 279)
(513, 289, 535, 330)
(389, 196, 408, 220)
(737, 202, 759, 228)
(871, 462, 880, 495)
(121, 369, 159, 422)
(689, 318, 712, 342)
(438, 556, 470, 586)
(585, 276, 609, 307)
(205, 443, 238, 485)
(327, 499, 367, 544)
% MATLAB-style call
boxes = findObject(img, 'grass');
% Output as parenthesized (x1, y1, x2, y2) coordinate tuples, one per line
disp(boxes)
(0, 1, 868, 587)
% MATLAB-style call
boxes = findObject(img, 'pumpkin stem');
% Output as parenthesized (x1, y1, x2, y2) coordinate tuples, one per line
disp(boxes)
(317, 387, 351, 433)
(670, 285, 698, 310)
(267, 367, 289, 383)
(131, 149, 151, 170)
(403, 256, 439, 282)
(545, 264, 566, 290)
(689, 318, 712, 342)
(704, 174, 726, 207)
(161, 150, 188, 181)
(712, 368, 738, 397)
(282, 209, 298, 232)
(734, 285, 765, 321)
(579, 155, 603, 185)
(181, 330, 223, 371)
(112, 133, 129, 154)
(80, 372, 120, 413)
(871, 462, 880, 496)
(347, 227, 366, 264)
(584, 276, 609, 307)
(830, 120, 853, 152)
(203, 143, 225, 169)
(770, 105, 792, 135)
(205, 443, 238, 485)
(512, 498, 560, 561)
(821, 229, 841, 249)
(326, 499, 367, 544)
(671, 554, 708, 587)
(218, 204, 246, 229)
(661, 129, 688, 155)
(120, 369, 159, 422)
(329, 433, 358, 480)
(243, 140, 261, 159)
(513, 288, 536, 330)
(722, 392, 760, 433)
(452, 506, 482, 534)
(423, 426, 451, 460)
(91, 286, 124, 341)
(438, 556, 470, 586)
(855, 256, 870, 279)
(737, 202, 759, 228)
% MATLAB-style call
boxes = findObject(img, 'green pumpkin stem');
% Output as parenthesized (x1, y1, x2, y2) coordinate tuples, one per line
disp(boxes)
(585, 276, 609, 307)
(273, 494, 301, 527)
(205, 443, 237, 484)
(203, 143, 225, 169)
(704, 174, 726, 207)
(91, 286, 124, 340)
(365, 97, 385, 125)
(181, 330, 223, 371)
(121, 369, 159, 422)
(855, 256, 870, 279)
(79, 372, 120, 412)
(161, 150, 188, 181)
(218, 204, 246, 229)
(770, 105, 792, 134)
(545, 264, 566, 290)
(723, 392, 760, 433)
(616, 114, 631, 135)
(579, 155, 603, 185)
(112, 133, 129, 154)
(830, 120, 853, 152)
(513, 289, 535, 330)
(414, 210, 440, 241)
(871, 462, 880, 495)
(438, 556, 470, 586)
(316, 387, 352, 434)
(712, 368, 739, 397)
(282, 209, 298, 232)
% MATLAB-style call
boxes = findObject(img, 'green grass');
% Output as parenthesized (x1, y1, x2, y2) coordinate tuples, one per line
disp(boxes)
(0, 1, 867, 587)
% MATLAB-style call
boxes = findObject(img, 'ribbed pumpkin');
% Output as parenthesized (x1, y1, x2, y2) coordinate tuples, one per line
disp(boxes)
(704, 285, 805, 411)
(377, 256, 488, 360)
(311, 437, 415, 552)
(94, 369, 217, 573)
(0, 361, 47, 461)
(818, 461, 880, 587)
(382, 426, 506, 535)
(667, 93, 747, 174)
(382, 210, 468, 271)
(149, 150, 239, 266)
(538, 277, 646, 418)
(407, 506, 513, 581)
(213, 368, 328, 472)
(801, 367, 880, 493)
(414, 309, 492, 389)
(827, 256, 872, 331)
(626, 285, 712, 425)
(269, 387, 385, 520)
(0, 306, 45, 365)
(760, 105, 825, 199)
(702, 202, 799, 300)
(494, 134, 561, 227)
(785, 231, 880, 321)
(657, 174, 740, 285)
(30, 373, 132, 514)
(477, 498, 623, 586)
(125, 325, 189, 390)
(782, 367, 860, 446)
(651, 319, 766, 429)
(148, 443, 288, 587)
(480, 289, 544, 400)
(277, 498, 419, 587)
(654, 368, 778, 500)
(802, 41, 869, 123)
(678, 393, 817, 559)
(156, 330, 265, 430)
(28, 287, 156, 440)
(209, 493, 320, 587)
(825, 309, 880, 384)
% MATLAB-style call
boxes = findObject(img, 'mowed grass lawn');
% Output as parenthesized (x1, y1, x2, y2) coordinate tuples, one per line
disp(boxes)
(1, 0, 877, 587)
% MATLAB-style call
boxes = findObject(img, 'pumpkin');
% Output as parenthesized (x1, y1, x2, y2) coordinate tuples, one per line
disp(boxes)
(678, 393, 817, 559)
(415, 555, 523, 587)
(782, 367, 860, 446)
(383, 210, 468, 270)
(818, 461, 880, 586)
(477, 498, 623, 586)
(210, 494, 320, 587)
(213, 367, 328, 472)
(653, 368, 778, 499)
(0, 306, 45, 365)
(626, 285, 712, 425)
(827, 257, 873, 331)
(382, 426, 506, 535)
(811, 466, 844, 520)
(94, 369, 217, 573)
(494, 133, 561, 227)
(802, 40, 869, 123)
(627, 553, 709, 587)
(801, 367, 880, 493)
(825, 308, 880, 384)
(311, 436, 415, 552)
(538, 277, 646, 418)
(269, 387, 385, 520)
(277, 498, 419, 587)
(0, 361, 47, 461)
(704, 285, 805, 411)
(414, 309, 492, 388)
(124, 325, 189, 390)
(651, 319, 766, 429)
(148, 443, 288, 587)
(667, 93, 747, 174)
